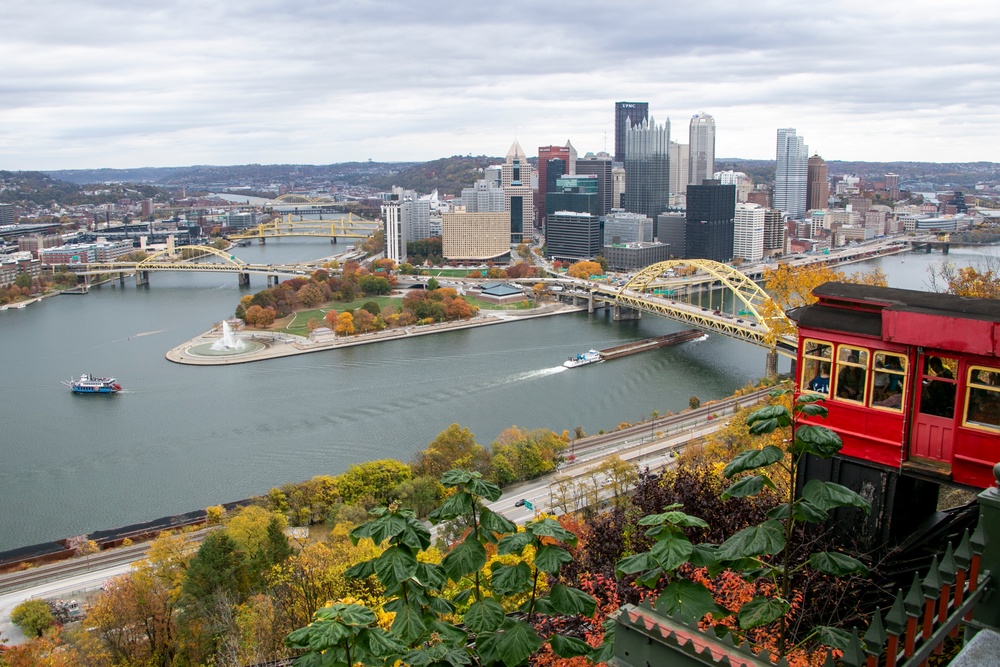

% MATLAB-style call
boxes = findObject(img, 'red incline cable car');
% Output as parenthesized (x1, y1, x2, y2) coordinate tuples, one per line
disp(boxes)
(792, 282, 1000, 490)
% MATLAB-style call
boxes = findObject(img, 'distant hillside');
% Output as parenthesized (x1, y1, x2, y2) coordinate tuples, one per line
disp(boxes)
(46, 162, 417, 189)
(362, 155, 502, 196)
(716, 159, 1000, 188)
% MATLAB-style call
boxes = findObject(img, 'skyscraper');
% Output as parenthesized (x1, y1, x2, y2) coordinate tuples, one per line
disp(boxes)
(733, 203, 765, 262)
(537, 145, 571, 226)
(688, 113, 716, 186)
(614, 101, 649, 162)
(382, 199, 406, 264)
(774, 129, 808, 219)
(807, 154, 829, 211)
(685, 181, 735, 262)
(501, 140, 534, 244)
(623, 116, 671, 231)
(669, 142, 689, 199)
(576, 153, 613, 216)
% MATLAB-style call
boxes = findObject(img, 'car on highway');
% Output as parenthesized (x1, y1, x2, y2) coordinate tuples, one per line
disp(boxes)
(514, 499, 526, 507)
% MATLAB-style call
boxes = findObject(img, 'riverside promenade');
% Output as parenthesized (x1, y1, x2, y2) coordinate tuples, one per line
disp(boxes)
(166, 301, 588, 366)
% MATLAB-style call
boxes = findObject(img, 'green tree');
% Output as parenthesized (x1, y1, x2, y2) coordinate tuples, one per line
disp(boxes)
(426, 277, 440, 290)
(337, 459, 413, 507)
(182, 531, 245, 610)
(286, 469, 597, 666)
(10, 599, 54, 637)
(413, 423, 492, 479)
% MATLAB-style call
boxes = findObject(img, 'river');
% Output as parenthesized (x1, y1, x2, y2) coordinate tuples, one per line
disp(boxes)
(0, 241, 992, 551)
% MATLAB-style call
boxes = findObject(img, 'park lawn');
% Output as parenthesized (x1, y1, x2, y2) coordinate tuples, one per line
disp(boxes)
(424, 268, 488, 278)
(276, 295, 403, 335)
(463, 295, 537, 311)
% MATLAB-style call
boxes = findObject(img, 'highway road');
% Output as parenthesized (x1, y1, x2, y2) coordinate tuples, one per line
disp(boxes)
(0, 388, 769, 645)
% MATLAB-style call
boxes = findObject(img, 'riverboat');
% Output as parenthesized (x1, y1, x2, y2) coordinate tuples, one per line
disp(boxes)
(564, 350, 603, 368)
(63, 374, 122, 394)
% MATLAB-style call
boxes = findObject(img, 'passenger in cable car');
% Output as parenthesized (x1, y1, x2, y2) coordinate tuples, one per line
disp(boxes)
(837, 352, 865, 400)
(808, 362, 831, 394)
(921, 356, 956, 418)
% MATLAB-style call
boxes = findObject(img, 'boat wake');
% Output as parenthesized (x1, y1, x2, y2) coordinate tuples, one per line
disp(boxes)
(133, 329, 165, 337)
(693, 334, 709, 342)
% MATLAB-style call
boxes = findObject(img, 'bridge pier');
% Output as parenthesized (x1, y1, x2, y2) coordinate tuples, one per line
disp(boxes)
(613, 305, 641, 321)
(135, 271, 149, 287)
(331, 237, 337, 244)
(258, 238, 266, 245)
(765, 350, 778, 379)
(118, 272, 126, 287)
(238, 272, 251, 287)
(268, 275, 279, 287)
(941, 243, 949, 255)
(588, 292, 594, 313)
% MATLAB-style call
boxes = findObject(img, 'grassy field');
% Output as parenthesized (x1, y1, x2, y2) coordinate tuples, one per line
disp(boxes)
(276, 296, 402, 335)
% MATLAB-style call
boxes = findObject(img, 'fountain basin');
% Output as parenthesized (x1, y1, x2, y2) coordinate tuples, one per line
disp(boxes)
(188, 339, 265, 357)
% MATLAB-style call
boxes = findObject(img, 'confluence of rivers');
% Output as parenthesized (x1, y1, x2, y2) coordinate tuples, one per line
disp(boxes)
(0, 241, 990, 551)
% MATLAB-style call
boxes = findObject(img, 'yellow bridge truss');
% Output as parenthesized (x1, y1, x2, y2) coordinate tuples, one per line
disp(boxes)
(587, 259, 797, 354)
(229, 213, 380, 240)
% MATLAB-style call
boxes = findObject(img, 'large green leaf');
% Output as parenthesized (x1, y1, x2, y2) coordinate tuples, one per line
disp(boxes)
(490, 561, 532, 595)
(737, 596, 789, 629)
(816, 626, 852, 651)
(477, 619, 543, 667)
(344, 558, 376, 580)
(305, 619, 350, 651)
(429, 490, 474, 522)
(428, 619, 469, 648)
(797, 402, 828, 417)
(792, 499, 830, 524)
(533, 544, 575, 574)
(441, 535, 487, 581)
(547, 583, 598, 617)
(615, 552, 657, 577)
(650, 532, 694, 572)
(414, 561, 447, 590)
(717, 520, 785, 560)
(360, 626, 408, 657)
(479, 507, 517, 536)
(337, 603, 377, 627)
(721, 475, 774, 500)
(723, 446, 784, 478)
(638, 507, 707, 528)
(373, 546, 419, 588)
(399, 518, 433, 551)
(792, 424, 843, 458)
(527, 517, 578, 545)
(801, 479, 871, 513)
(637, 504, 683, 523)
(589, 623, 616, 664)
(634, 566, 664, 589)
(549, 634, 593, 658)
(467, 477, 503, 502)
(745, 405, 792, 434)
(365, 512, 410, 545)
(810, 551, 869, 576)
(655, 579, 720, 622)
(464, 598, 505, 633)
(440, 469, 476, 486)
(689, 543, 719, 567)
(497, 531, 534, 556)
(390, 603, 427, 643)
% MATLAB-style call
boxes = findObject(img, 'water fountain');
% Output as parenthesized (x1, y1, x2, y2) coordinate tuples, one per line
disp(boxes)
(188, 320, 264, 357)
(211, 320, 247, 351)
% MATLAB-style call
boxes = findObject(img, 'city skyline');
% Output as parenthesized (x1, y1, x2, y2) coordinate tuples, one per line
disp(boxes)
(3, 0, 1000, 171)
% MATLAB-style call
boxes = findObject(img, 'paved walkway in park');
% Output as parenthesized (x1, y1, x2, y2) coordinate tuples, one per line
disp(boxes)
(165, 302, 588, 366)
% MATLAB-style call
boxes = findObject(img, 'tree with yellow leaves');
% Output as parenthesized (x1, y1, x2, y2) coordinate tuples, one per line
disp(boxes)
(928, 255, 1000, 298)
(566, 260, 603, 279)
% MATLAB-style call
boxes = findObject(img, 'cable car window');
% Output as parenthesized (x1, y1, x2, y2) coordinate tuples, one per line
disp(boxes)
(965, 366, 1000, 430)
(870, 352, 907, 411)
(801, 339, 832, 395)
(835, 346, 868, 403)
(919, 355, 957, 418)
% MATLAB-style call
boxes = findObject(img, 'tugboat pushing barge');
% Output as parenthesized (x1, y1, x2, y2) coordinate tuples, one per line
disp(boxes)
(563, 330, 705, 369)
(64, 374, 122, 394)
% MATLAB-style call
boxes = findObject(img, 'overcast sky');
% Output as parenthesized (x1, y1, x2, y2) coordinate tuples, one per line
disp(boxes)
(3, 0, 999, 170)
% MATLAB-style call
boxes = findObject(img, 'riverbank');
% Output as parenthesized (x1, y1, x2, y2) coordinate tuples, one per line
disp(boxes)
(165, 301, 589, 365)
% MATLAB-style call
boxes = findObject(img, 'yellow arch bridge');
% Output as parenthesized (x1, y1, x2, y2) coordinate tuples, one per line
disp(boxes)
(229, 213, 380, 242)
(534, 259, 797, 362)
(68, 246, 319, 288)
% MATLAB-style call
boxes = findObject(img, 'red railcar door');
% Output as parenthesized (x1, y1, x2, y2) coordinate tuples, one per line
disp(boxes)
(909, 354, 958, 467)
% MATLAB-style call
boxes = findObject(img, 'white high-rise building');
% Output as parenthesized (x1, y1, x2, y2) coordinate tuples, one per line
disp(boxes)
(382, 200, 406, 263)
(774, 129, 808, 220)
(688, 113, 716, 185)
(402, 199, 432, 242)
(733, 203, 765, 262)
(714, 170, 752, 203)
